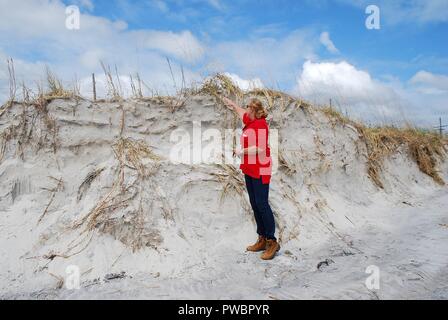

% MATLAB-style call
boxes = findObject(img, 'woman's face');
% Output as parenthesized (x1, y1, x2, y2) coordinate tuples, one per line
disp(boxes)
(246, 105, 255, 119)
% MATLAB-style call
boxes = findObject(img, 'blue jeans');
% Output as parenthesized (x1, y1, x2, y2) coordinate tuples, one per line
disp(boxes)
(244, 174, 276, 240)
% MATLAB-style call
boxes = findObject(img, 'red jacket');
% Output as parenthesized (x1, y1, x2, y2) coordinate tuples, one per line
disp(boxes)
(240, 113, 272, 184)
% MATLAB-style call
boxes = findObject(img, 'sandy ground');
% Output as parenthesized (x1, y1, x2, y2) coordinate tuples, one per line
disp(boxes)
(5, 187, 447, 300)
(0, 95, 447, 299)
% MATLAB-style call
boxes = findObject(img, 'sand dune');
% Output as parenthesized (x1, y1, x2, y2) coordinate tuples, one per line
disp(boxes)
(0, 86, 447, 299)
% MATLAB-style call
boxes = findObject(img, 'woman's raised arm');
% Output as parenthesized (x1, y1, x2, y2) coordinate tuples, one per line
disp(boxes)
(221, 97, 246, 120)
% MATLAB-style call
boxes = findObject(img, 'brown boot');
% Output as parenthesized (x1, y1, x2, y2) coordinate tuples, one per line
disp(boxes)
(261, 239, 280, 260)
(246, 235, 267, 252)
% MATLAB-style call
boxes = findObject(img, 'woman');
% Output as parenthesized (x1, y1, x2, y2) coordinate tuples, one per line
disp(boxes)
(222, 97, 280, 260)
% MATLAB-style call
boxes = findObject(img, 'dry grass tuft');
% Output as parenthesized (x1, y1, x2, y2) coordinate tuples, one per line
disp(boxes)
(209, 164, 246, 203)
(246, 88, 295, 112)
(357, 125, 447, 188)
(293, 99, 312, 113)
(321, 105, 352, 127)
(45, 67, 74, 99)
(151, 95, 187, 112)
(0, 125, 14, 162)
(73, 137, 161, 237)
(129, 73, 144, 99)
(197, 73, 243, 101)
(112, 137, 162, 178)
(319, 105, 447, 187)
(98, 200, 162, 252)
(0, 98, 59, 163)
(101, 61, 122, 101)
(0, 58, 17, 116)
(278, 149, 297, 175)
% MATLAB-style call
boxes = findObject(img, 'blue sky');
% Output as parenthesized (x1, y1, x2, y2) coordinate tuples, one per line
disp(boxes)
(76, 0, 448, 78)
(1, 0, 447, 125)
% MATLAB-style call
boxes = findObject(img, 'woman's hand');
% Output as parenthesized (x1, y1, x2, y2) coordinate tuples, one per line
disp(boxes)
(233, 147, 261, 157)
(236, 148, 243, 157)
(221, 96, 246, 120)
(222, 97, 236, 110)
(233, 148, 243, 157)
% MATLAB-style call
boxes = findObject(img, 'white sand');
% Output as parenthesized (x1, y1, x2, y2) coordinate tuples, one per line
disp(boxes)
(0, 94, 447, 299)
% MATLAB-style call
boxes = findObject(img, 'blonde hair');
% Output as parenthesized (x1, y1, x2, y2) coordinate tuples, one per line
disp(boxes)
(247, 98, 268, 119)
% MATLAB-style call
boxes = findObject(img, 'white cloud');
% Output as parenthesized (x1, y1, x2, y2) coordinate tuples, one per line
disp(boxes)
(0, 1, 317, 101)
(136, 30, 205, 63)
(403, 70, 448, 123)
(0, 0, 205, 102)
(0, 0, 205, 64)
(79, 73, 136, 98)
(296, 60, 398, 105)
(79, 49, 107, 70)
(409, 71, 448, 94)
(319, 32, 339, 54)
(295, 60, 407, 123)
(295, 60, 448, 126)
(0, 49, 49, 101)
(208, 29, 318, 87)
(223, 72, 264, 91)
(0, 1, 445, 126)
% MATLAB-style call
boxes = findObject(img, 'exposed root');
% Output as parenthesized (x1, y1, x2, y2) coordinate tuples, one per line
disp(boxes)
(98, 199, 162, 252)
(48, 272, 64, 289)
(209, 164, 246, 203)
(71, 137, 162, 252)
(278, 149, 297, 175)
(77, 167, 105, 201)
(38, 177, 64, 224)
(112, 137, 161, 178)
(0, 97, 58, 162)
